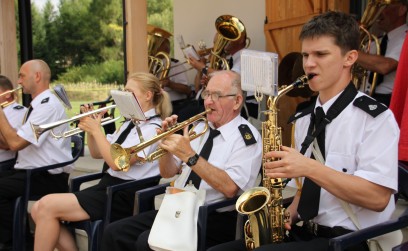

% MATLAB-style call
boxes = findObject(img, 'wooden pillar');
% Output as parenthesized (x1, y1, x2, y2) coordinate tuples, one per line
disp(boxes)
(0, 0, 19, 86)
(125, 0, 148, 75)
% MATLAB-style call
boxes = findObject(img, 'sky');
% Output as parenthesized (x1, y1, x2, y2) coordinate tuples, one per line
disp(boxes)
(31, 0, 60, 10)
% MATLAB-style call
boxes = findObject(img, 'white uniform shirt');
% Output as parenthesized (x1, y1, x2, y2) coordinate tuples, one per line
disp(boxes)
(0, 103, 27, 161)
(369, 24, 408, 94)
(173, 115, 262, 206)
(164, 60, 190, 102)
(293, 91, 399, 230)
(16, 89, 73, 174)
(107, 108, 161, 180)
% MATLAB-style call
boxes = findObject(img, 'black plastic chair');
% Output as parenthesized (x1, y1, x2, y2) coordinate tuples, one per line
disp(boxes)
(134, 183, 240, 251)
(328, 207, 408, 251)
(12, 135, 83, 251)
(398, 161, 408, 200)
(393, 241, 408, 251)
(0, 158, 16, 172)
(67, 174, 161, 251)
(328, 160, 408, 251)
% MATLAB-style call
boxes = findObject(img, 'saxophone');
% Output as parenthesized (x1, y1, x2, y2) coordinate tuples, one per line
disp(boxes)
(235, 74, 313, 251)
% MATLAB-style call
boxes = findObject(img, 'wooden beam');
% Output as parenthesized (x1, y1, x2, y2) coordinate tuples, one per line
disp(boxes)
(125, 0, 148, 75)
(0, 0, 19, 86)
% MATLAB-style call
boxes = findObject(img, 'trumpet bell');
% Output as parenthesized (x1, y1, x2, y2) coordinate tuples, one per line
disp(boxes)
(110, 109, 211, 171)
(111, 143, 132, 172)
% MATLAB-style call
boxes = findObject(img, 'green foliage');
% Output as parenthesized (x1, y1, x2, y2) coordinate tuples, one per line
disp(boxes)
(26, 0, 173, 82)
(57, 60, 125, 84)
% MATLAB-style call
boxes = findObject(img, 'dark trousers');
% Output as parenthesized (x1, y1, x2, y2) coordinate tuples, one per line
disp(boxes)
(101, 209, 237, 251)
(207, 225, 369, 251)
(0, 169, 69, 243)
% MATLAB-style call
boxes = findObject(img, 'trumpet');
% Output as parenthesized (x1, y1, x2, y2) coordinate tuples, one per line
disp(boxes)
(0, 86, 22, 108)
(111, 109, 211, 172)
(31, 104, 119, 141)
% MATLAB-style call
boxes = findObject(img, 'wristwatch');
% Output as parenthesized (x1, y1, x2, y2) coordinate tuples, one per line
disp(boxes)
(201, 66, 208, 76)
(186, 153, 199, 167)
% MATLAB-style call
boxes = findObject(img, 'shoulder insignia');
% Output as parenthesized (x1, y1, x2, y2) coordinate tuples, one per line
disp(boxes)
(238, 124, 257, 146)
(353, 96, 387, 118)
(287, 98, 316, 124)
(13, 105, 25, 110)
(41, 97, 50, 104)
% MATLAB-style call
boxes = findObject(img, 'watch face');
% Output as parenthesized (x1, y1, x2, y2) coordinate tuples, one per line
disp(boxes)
(188, 154, 199, 166)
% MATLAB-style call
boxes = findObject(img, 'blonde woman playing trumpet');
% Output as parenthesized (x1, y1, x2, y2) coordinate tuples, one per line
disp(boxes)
(31, 72, 172, 251)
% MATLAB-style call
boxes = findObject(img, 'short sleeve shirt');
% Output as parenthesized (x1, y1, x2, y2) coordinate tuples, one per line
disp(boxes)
(294, 91, 399, 230)
(0, 103, 27, 161)
(173, 115, 262, 206)
(16, 89, 73, 174)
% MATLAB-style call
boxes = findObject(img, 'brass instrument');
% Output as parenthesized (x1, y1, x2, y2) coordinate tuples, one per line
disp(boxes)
(236, 74, 313, 251)
(0, 86, 22, 108)
(31, 105, 119, 141)
(110, 109, 210, 172)
(209, 15, 246, 70)
(353, 0, 391, 96)
(147, 25, 172, 80)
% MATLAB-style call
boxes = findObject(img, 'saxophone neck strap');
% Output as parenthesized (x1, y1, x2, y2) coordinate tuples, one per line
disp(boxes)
(300, 83, 357, 155)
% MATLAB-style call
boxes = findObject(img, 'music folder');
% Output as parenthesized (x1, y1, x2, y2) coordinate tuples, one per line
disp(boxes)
(110, 90, 146, 121)
(241, 49, 279, 97)
(182, 45, 200, 60)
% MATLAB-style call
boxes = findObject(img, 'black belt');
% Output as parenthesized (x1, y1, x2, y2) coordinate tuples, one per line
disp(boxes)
(304, 221, 353, 238)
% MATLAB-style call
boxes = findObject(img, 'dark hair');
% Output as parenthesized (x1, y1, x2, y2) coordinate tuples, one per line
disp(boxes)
(0, 75, 13, 90)
(299, 11, 360, 54)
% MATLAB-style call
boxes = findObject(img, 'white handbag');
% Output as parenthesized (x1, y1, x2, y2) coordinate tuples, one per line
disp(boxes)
(148, 184, 206, 251)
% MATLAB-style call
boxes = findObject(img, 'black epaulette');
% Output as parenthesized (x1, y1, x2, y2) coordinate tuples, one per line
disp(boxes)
(171, 58, 179, 63)
(41, 97, 50, 104)
(13, 105, 25, 110)
(287, 98, 316, 124)
(238, 124, 257, 146)
(353, 95, 387, 118)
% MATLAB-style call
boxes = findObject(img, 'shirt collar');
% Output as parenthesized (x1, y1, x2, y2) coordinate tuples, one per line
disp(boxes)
(30, 89, 53, 109)
(209, 115, 242, 141)
(387, 24, 408, 42)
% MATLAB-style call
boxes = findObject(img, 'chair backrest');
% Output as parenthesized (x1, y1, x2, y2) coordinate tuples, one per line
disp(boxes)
(398, 161, 408, 200)
(71, 135, 83, 161)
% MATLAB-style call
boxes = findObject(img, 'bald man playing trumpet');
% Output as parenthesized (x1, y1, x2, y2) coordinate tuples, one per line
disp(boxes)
(0, 59, 72, 250)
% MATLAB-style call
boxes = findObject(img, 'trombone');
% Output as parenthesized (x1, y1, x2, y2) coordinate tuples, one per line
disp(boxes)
(111, 109, 211, 172)
(31, 104, 119, 141)
(0, 86, 22, 108)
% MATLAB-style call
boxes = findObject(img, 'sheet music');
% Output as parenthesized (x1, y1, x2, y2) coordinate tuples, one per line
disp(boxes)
(241, 49, 279, 97)
(53, 84, 72, 109)
(111, 90, 146, 121)
(182, 45, 200, 60)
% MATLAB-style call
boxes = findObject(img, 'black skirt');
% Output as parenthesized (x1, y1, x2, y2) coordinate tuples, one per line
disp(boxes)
(74, 173, 157, 221)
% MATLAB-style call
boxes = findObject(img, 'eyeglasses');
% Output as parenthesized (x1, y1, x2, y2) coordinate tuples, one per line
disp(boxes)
(201, 90, 237, 101)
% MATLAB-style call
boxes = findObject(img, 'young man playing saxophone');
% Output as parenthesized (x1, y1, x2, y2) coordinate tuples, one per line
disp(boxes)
(209, 11, 399, 251)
